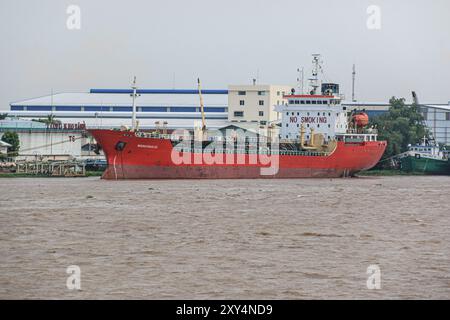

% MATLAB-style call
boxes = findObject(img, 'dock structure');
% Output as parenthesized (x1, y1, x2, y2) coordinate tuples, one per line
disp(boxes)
(15, 160, 86, 177)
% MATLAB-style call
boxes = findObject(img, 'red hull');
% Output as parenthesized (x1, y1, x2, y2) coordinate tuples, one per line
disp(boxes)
(89, 129, 387, 179)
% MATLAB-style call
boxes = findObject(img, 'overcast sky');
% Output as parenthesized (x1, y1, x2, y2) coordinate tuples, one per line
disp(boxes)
(0, 0, 449, 110)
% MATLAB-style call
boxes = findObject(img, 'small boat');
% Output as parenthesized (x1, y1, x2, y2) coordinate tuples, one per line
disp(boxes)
(400, 138, 449, 175)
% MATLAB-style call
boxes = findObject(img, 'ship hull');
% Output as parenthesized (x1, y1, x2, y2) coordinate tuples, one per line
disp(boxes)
(400, 155, 450, 175)
(89, 129, 387, 180)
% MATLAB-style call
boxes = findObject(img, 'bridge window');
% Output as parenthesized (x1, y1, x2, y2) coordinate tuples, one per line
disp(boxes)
(301, 100, 305, 104)
(323, 101, 327, 104)
(312, 100, 317, 104)
(306, 101, 311, 104)
(317, 101, 322, 104)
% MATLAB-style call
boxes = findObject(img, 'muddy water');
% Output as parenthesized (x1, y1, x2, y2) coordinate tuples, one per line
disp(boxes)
(0, 176, 449, 299)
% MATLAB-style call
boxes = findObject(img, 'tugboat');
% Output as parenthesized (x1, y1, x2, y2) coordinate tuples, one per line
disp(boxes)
(400, 137, 449, 175)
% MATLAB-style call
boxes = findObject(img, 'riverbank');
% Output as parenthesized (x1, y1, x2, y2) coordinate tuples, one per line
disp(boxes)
(0, 171, 103, 178)
(357, 169, 425, 176)
(0, 169, 427, 178)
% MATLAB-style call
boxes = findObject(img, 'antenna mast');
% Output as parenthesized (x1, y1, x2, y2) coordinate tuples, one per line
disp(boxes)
(352, 64, 356, 102)
(131, 76, 139, 131)
(297, 67, 304, 94)
(309, 54, 321, 95)
(197, 78, 206, 135)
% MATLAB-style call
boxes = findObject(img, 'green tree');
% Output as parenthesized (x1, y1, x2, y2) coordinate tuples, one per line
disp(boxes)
(0, 113, 8, 120)
(1, 131, 20, 157)
(371, 97, 429, 162)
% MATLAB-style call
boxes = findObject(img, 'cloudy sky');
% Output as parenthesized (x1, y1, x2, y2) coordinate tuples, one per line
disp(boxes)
(0, 0, 449, 110)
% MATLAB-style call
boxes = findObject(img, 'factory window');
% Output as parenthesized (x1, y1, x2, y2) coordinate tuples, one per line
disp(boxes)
(234, 111, 244, 117)
(239, 100, 245, 106)
(259, 100, 264, 106)
(260, 121, 267, 125)
(258, 91, 266, 96)
(85, 106, 110, 112)
(172, 107, 196, 112)
(55, 106, 82, 111)
(238, 91, 246, 95)
(446, 113, 450, 121)
(27, 106, 53, 111)
(259, 111, 264, 116)
(113, 107, 132, 112)
(11, 106, 24, 111)
(204, 107, 226, 113)
(277, 91, 281, 96)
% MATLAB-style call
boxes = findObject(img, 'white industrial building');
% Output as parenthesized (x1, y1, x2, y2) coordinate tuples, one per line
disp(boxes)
(8, 88, 229, 130)
(0, 140, 11, 155)
(422, 104, 450, 145)
(0, 120, 91, 161)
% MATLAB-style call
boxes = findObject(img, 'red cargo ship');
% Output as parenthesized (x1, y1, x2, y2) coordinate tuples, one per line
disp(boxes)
(88, 58, 386, 179)
(89, 127, 386, 179)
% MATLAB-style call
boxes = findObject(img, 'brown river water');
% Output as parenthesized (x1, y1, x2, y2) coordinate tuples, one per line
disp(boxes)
(0, 176, 449, 299)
